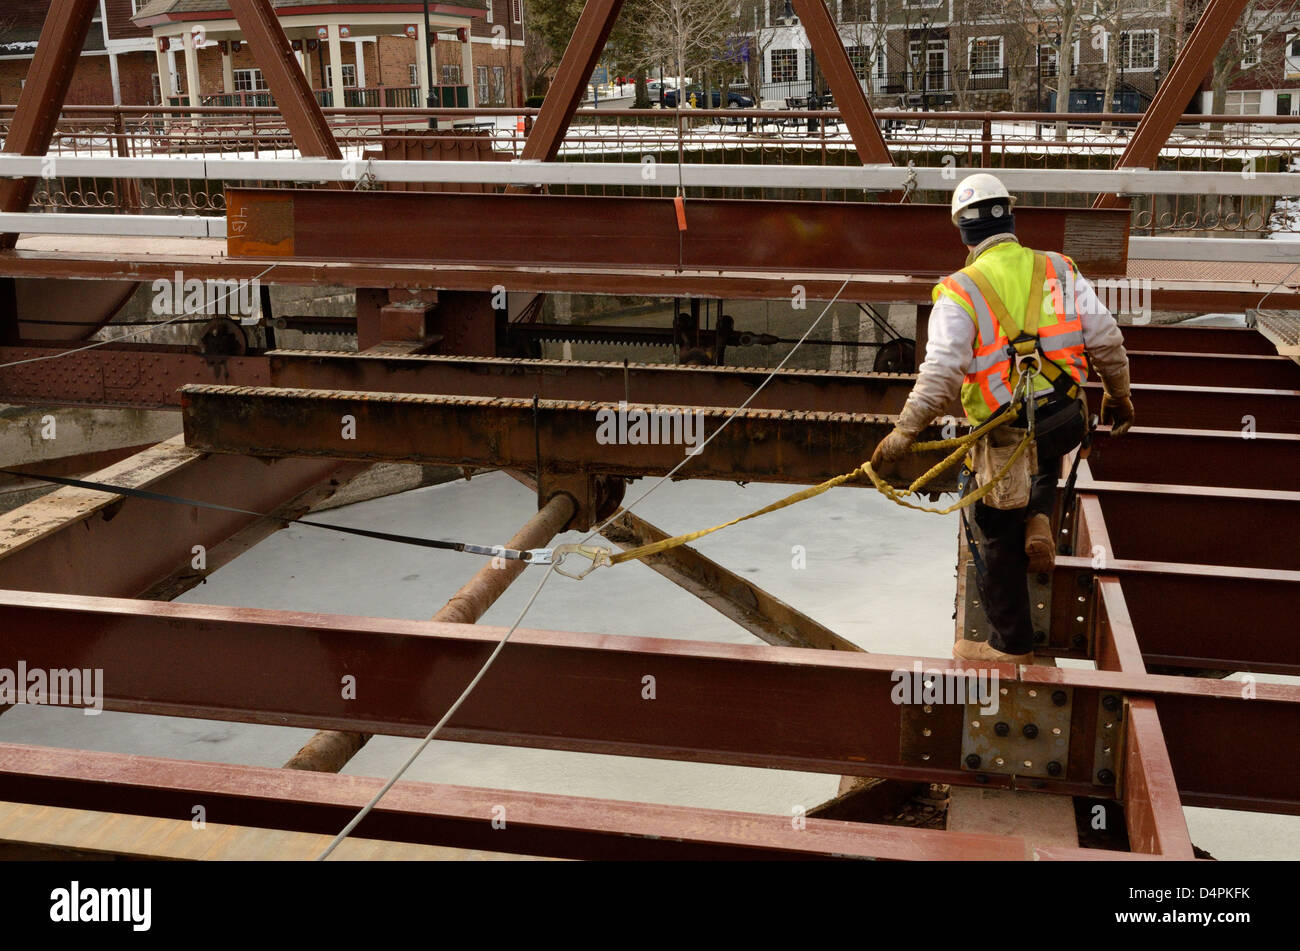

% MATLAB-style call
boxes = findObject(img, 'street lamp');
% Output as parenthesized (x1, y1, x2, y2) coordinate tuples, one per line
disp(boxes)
(422, 0, 437, 127)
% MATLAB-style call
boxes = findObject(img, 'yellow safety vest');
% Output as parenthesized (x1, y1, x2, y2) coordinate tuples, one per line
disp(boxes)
(933, 241, 1089, 424)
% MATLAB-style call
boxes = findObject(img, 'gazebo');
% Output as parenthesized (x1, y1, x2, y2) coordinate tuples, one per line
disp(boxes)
(133, 0, 485, 109)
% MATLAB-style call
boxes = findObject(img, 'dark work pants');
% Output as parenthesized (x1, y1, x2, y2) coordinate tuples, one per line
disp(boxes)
(970, 400, 1087, 655)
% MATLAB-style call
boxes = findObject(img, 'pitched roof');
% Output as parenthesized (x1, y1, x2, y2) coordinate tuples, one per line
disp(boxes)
(133, 0, 485, 21)
(0, 4, 106, 55)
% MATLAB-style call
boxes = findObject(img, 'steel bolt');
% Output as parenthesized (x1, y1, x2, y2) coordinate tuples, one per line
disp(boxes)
(1046, 761, 1062, 776)
(1072, 634, 1086, 649)
(1022, 723, 1039, 739)
(994, 721, 1010, 737)
(1097, 768, 1115, 785)
(1102, 695, 1121, 712)
(965, 754, 981, 769)
(1052, 690, 1068, 707)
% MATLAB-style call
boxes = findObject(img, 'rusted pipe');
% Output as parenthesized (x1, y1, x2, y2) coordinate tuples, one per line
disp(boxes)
(282, 491, 577, 772)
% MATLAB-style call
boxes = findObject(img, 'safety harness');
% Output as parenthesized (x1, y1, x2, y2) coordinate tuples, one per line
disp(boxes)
(960, 251, 1081, 417)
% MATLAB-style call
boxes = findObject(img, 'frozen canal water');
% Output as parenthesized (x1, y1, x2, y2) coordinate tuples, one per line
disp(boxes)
(1, 470, 1294, 859)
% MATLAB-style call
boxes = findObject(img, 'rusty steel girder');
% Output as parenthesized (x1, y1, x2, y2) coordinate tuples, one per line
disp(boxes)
(177, 383, 1299, 494)
(224, 188, 1132, 279)
(2, 588, 1298, 814)
(7, 345, 1298, 435)
(178, 385, 948, 489)
(0, 742, 1074, 861)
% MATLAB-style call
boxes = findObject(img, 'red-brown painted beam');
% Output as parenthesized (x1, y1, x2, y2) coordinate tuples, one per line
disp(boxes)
(1085, 428, 1300, 491)
(0, 589, 1013, 789)
(1054, 557, 1300, 675)
(1028, 667, 1300, 816)
(790, 0, 892, 165)
(227, 0, 342, 160)
(1084, 552, 1195, 857)
(224, 188, 1131, 279)
(0, 743, 1034, 861)
(1079, 482, 1300, 571)
(0, 0, 100, 250)
(1126, 351, 1300, 390)
(1, 252, 1293, 312)
(0, 438, 350, 598)
(5, 590, 1299, 813)
(8, 344, 1296, 433)
(1084, 382, 1300, 434)
(1119, 325, 1278, 356)
(1095, 0, 1251, 209)
(521, 0, 623, 163)
(178, 384, 956, 489)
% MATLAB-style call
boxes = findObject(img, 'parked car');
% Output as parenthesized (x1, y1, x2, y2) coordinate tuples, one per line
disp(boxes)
(646, 80, 674, 102)
(662, 85, 754, 108)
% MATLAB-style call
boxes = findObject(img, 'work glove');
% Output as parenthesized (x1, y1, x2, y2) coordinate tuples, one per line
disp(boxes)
(1100, 393, 1135, 436)
(870, 427, 915, 476)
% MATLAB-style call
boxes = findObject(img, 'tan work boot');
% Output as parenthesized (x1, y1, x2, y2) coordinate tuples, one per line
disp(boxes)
(953, 638, 1034, 665)
(1024, 512, 1055, 574)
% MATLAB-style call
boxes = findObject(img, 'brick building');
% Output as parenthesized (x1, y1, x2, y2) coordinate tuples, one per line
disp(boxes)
(753, 0, 1172, 112)
(0, 1, 158, 106)
(1, 0, 526, 108)
(1200, 0, 1300, 116)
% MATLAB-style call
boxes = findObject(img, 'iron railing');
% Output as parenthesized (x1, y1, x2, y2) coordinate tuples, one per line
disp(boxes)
(3, 103, 1297, 238)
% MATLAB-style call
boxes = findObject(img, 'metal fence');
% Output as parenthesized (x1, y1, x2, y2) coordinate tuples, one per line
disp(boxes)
(3, 103, 1296, 238)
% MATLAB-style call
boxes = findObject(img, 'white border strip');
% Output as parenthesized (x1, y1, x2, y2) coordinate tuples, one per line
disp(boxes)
(0, 212, 224, 238)
(3, 155, 1299, 196)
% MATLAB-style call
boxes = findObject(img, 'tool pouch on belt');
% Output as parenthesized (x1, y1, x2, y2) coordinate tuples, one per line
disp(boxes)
(971, 425, 1037, 510)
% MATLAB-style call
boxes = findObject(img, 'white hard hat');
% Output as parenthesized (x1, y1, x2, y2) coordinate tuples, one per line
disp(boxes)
(951, 173, 1016, 226)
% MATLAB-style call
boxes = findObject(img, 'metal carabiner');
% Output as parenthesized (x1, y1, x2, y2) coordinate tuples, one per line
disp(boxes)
(548, 543, 613, 580)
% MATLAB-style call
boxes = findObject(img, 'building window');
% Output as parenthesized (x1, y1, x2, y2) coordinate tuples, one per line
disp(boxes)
(131, 0, 144, 13)
(969, 37, 1002, 75)
(1040, 42, 1079, 78)
(846, 46, 869, 80)
(325, 64, 358, 88)
(1241, 33, 1261, 69)
(477, 65, 505, 103)
(441, 64, 462, 84)
(1287, 34, 1300, 77)
(512, 0, 522, 24)
(909, 38, 948, 89)
(841, 0, 872, 22)
(232, 69, 267, 92)
(486, 0, 493, 22)
(770, 48, 797, 83)
(409, 63, 419, 86)
(1120, 30, 1157, 71)
(492, 65, 505, 102)
(151, 72, 161, 103)
(1225, 90, 1262, 115)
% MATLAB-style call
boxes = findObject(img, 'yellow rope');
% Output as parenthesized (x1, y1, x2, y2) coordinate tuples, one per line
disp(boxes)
(608, 405, 1028, 566)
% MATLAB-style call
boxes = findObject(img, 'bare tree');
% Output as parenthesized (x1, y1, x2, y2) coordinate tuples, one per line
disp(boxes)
(1090, 0, 1165, 132)
(1204, 0, 1300, 115)
(640, 0, 742, 106)
(1015, 0, 1091, 137)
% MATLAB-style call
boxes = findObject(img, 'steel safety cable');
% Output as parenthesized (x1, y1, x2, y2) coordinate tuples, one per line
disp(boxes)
(0, 468, 557, 563)
(314, 274, 858, 859)
(0, 263, 279, 369)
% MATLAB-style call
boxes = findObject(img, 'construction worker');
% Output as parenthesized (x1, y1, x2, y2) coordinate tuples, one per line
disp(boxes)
(870, 172, 1135, 664)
